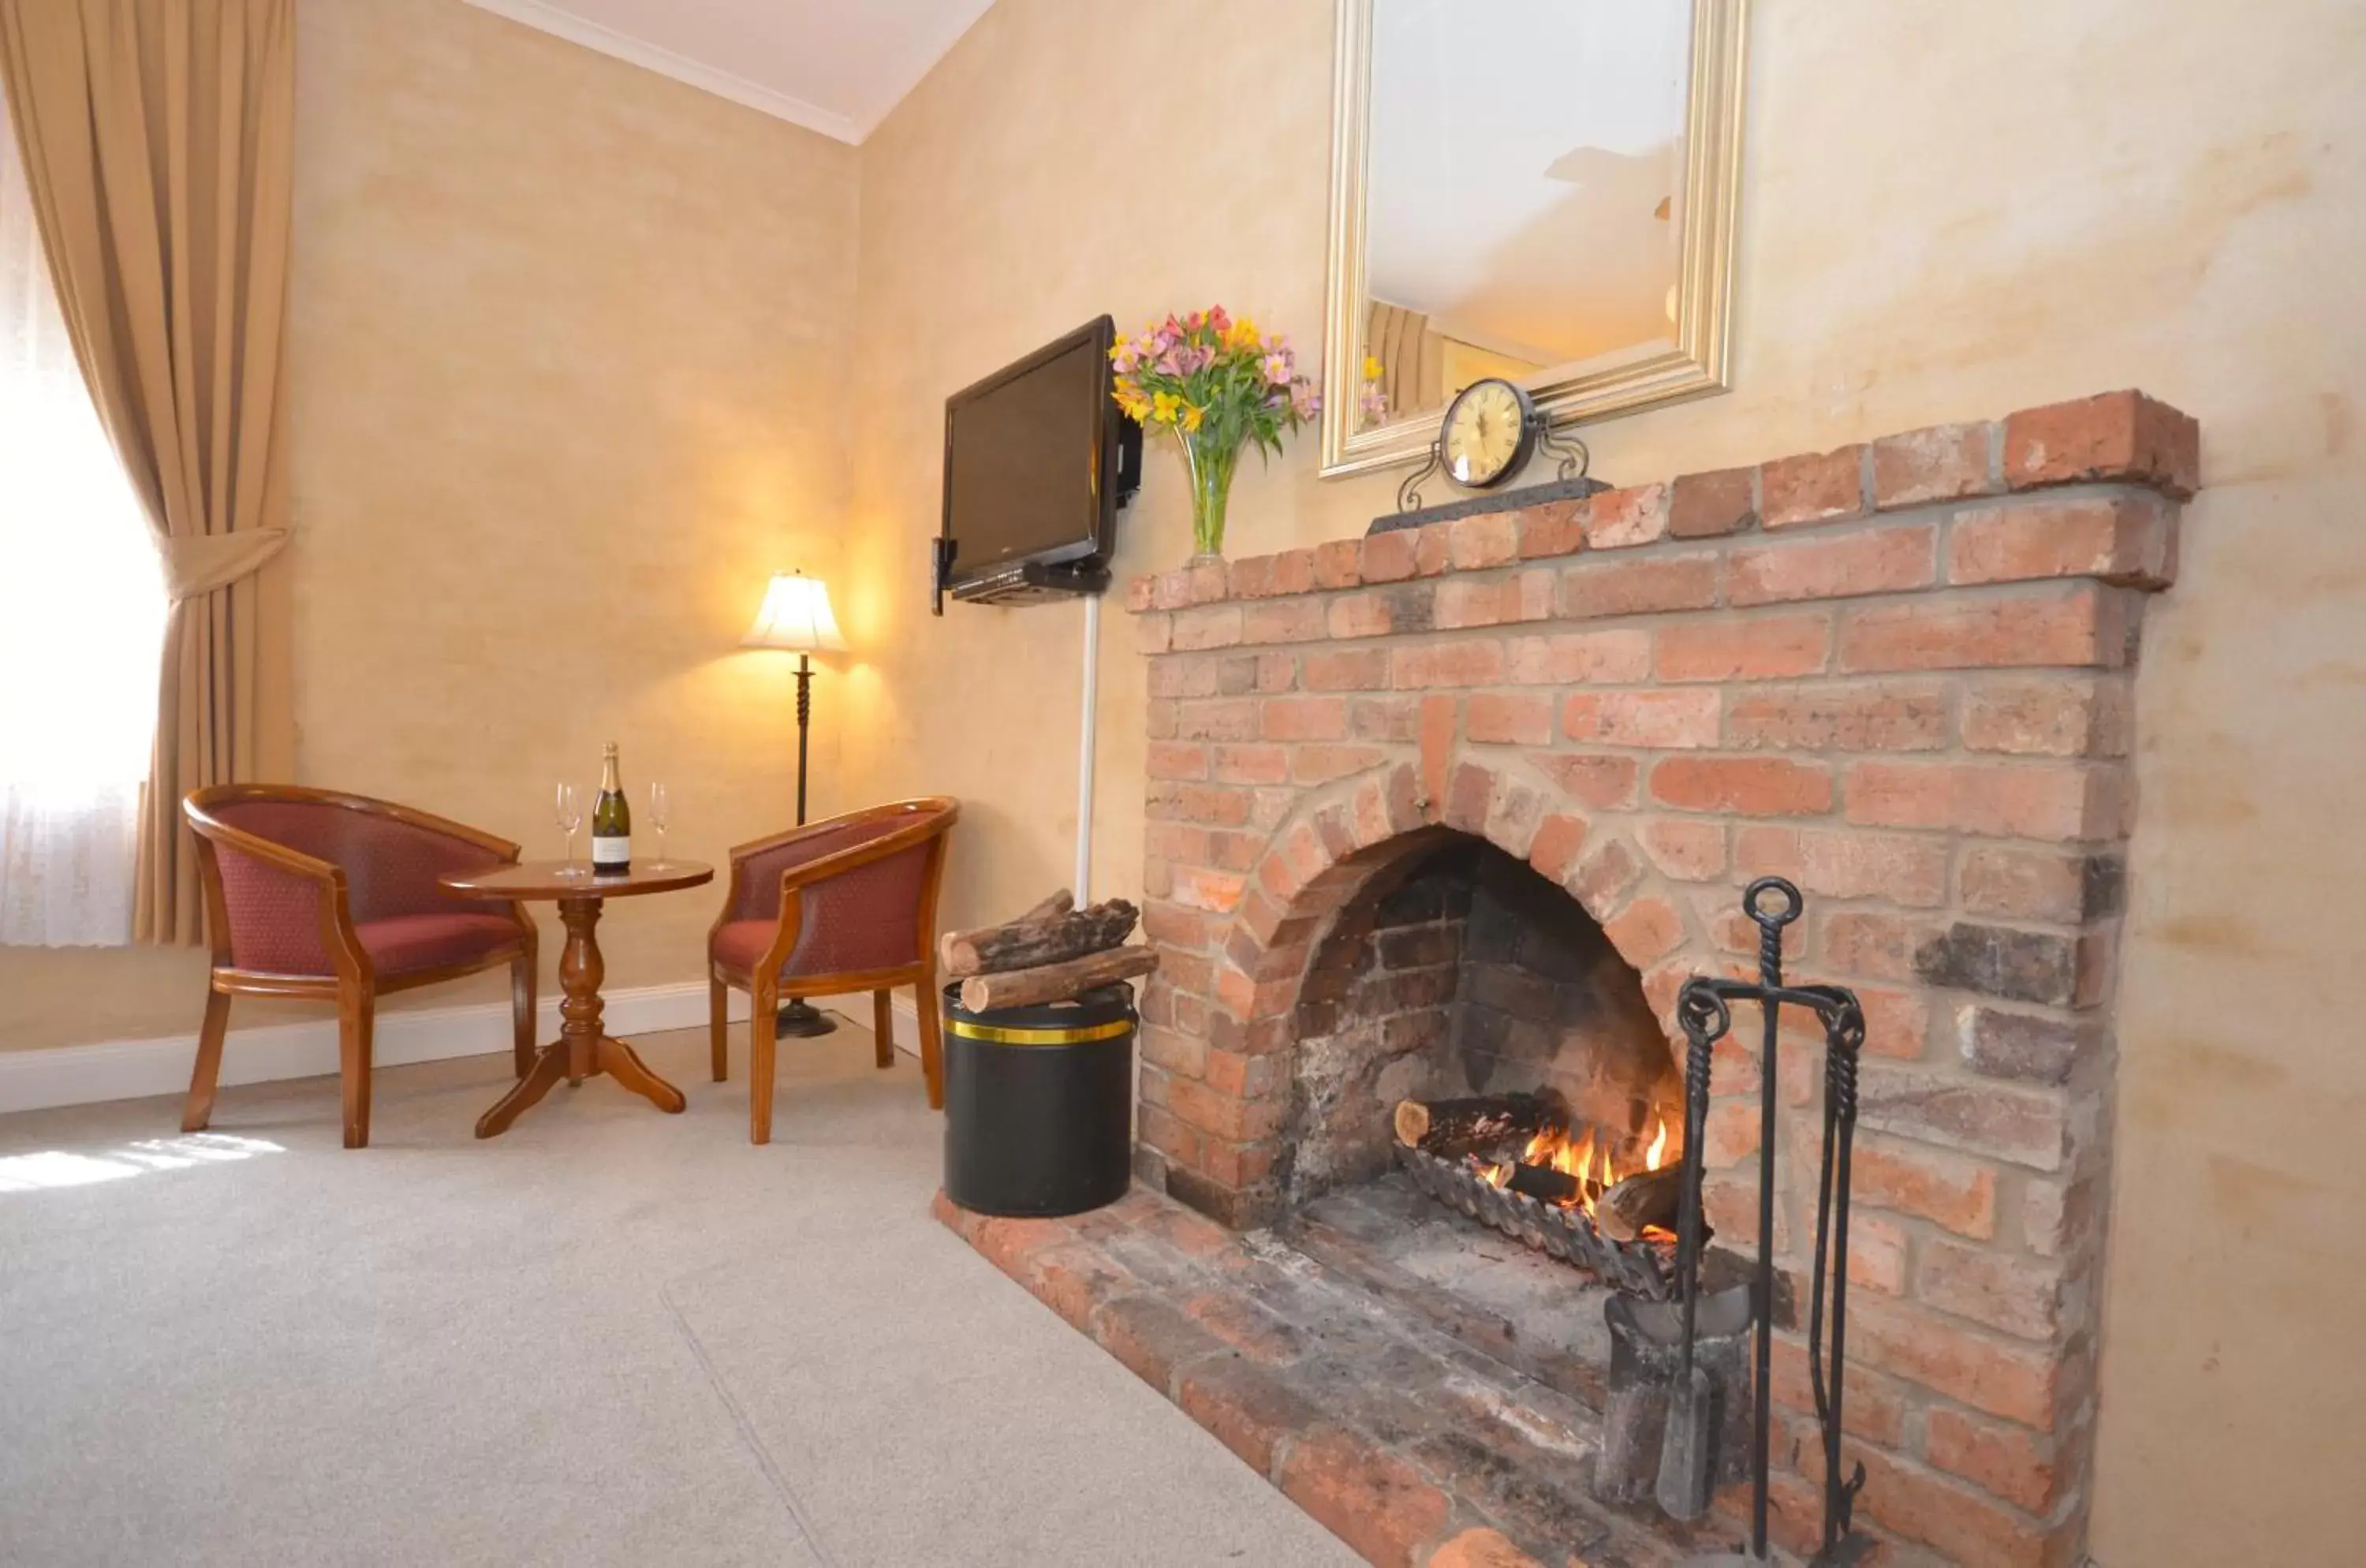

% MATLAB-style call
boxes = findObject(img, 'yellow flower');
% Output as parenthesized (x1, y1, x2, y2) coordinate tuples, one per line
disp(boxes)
(1363, 355, 1384, 381)
(1224, 316, 1261, 352)
(1151, 390, 1182, 425)
(1114, 386, 1151, 420)
(1181, 403, 1206, 432)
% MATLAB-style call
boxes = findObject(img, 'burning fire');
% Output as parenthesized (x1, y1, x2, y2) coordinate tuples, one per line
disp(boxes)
(1475, 1114, 1676, 1240)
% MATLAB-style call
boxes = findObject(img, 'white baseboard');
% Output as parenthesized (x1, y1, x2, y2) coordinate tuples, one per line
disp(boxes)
(0, 984, 924, 1118)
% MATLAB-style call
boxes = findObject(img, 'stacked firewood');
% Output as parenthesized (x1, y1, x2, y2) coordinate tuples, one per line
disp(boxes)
(938, 890, 1159, 1010)
(1391, 1090, 1686, 1244)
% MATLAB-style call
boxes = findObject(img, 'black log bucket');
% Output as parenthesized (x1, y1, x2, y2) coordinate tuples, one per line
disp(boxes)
(941, 981, 1138, 1218)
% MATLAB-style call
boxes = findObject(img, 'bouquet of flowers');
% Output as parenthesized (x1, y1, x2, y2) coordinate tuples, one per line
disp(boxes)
(1110, 307, 1352, 558)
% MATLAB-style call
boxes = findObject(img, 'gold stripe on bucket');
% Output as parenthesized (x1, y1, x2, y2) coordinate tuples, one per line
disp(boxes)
(945, 1016, 1136, 1047)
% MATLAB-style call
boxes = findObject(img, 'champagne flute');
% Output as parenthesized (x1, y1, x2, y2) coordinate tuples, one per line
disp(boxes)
(554, 782, 583, 876)
(647, 782, 670, 870)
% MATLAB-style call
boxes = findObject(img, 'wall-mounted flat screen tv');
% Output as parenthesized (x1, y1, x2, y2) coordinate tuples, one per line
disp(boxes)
(941, 315, 1139, 601)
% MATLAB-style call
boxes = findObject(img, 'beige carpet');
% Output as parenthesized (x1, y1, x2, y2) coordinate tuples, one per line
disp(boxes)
(0, 1022, 1357, 1568)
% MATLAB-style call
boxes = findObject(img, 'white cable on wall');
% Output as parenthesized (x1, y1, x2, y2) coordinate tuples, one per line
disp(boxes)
(1074, 592, 1099, 902)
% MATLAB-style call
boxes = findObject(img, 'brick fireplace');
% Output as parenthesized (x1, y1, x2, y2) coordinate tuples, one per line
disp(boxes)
(947, 390, 2196, 1566)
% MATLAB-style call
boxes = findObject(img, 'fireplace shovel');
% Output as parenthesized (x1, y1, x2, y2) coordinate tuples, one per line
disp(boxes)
(1653, 981, 1741, 1523)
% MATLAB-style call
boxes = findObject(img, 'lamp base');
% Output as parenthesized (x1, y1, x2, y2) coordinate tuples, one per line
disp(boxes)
(775, 999, 838, 1038)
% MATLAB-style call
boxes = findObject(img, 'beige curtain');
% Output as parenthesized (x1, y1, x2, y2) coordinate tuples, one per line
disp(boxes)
(0, 0, 295, 944)
(1365, 299, 1445, 417)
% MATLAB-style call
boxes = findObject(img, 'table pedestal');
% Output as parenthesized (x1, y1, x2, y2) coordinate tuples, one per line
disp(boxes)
(476, 893, 685, 1138)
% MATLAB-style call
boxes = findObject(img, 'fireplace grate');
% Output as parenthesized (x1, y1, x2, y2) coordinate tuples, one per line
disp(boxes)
(1394, 1141, 1677, 1299)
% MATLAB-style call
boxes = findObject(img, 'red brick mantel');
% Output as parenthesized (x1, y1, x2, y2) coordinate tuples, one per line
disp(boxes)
(1114, 390, 2199, 1567)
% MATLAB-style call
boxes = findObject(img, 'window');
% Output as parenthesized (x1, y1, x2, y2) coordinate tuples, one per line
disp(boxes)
(0, 106, 167, 946)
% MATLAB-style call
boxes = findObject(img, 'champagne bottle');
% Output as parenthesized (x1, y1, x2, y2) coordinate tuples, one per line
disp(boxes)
(592, 742, 631, 875)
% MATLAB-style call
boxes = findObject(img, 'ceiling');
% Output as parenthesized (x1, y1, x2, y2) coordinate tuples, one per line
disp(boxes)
(463, 0, 997, 144)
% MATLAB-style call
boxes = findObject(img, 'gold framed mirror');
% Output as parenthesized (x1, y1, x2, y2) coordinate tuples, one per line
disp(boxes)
(1319, 0, 1748, 480)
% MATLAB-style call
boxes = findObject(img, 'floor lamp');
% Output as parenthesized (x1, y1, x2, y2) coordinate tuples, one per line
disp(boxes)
(743, 570, 847, 1038)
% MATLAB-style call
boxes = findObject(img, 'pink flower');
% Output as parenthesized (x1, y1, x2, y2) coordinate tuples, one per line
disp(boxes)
(1291, 382, 1320, 420)
(1207, 304, 1231, 336)
(1260, 352, 1291, 386)
(1111, 342, 1140, 373)
(1154, 351, 1182, 376)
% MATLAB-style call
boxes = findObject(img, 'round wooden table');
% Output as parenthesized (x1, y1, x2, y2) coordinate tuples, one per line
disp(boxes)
(441, 858, 714, 1139)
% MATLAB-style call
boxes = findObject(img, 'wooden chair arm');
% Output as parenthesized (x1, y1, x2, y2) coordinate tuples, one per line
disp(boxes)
(771, 811, 956, 902)
(185, 808, 346, 889)
(185, 804, 365, 980)
(722, 801, 917, 867)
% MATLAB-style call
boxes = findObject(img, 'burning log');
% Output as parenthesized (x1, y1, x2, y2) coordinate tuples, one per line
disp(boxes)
(1392, 1090, 1568, 1157)
(1504, 1162, 1583, 1204)
(957, 945, 1159, 1011)
(939, 897, 1139, 978)
(1593, 1166, 1686, 1243)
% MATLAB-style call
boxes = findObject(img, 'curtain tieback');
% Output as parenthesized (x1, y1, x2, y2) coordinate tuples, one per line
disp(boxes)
(161, 528, 289, 602)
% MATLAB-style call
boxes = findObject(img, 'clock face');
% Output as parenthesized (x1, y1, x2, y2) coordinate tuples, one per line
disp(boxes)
(1442, 378, 1532, 488)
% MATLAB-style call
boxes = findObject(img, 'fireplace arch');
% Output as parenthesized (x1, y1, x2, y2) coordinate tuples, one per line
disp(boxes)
(1140, 753, 1704, 1228)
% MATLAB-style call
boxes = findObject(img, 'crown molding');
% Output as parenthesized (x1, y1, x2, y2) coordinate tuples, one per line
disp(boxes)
(461, 0, 863, 144)
(843, 0, 995, 141)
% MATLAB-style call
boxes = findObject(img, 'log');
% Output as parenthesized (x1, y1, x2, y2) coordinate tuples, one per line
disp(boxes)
(1393, 1089, 1568, 1157)
(1014, 888, 1075, 924)
(1505, 1162, 1583, 1204)
(939, 898, 1139, 977)
(957, 945, 1159, 1011)
(1594, 1166, 1686, 1243)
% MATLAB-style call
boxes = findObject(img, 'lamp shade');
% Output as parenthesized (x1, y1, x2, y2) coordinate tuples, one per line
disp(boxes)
(742, 572, 847, 652)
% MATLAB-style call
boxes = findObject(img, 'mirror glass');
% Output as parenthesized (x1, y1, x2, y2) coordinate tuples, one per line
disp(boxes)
(1361, 0, 1691, 430)
(1323, 0, 1744, 479)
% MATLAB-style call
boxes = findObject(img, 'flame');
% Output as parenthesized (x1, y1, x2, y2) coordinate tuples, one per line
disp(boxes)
(1468, 1113, 1674, 1226)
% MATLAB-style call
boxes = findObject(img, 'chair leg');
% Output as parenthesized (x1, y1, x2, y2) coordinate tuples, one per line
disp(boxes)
(749, 982, 777, 1145)
(510, 950, 537, 1079)
(915, 971, 946, 1111)
(872, 989, 895, 1069)
(338, 990, 377, 1150)
(183, 988, 233, 1133)
(710, 975, 730, 1082)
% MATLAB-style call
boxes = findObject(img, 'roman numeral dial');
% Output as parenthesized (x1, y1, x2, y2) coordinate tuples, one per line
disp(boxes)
(1441, 377, 1536, 488)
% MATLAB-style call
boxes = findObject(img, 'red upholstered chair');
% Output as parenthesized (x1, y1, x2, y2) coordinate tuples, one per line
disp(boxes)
(181, 785, 538, 1148)
(707, 797, 959, 1143)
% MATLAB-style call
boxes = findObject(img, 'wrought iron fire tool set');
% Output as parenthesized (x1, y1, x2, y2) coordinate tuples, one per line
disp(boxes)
(1650, 878, 1872, 1566)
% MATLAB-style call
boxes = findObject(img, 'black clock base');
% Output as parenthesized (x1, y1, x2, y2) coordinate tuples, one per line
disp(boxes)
(1368, 473, 1610, 536)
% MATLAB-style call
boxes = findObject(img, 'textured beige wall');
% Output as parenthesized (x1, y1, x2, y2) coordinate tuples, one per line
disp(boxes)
(5, 0, 2360, 1555)
(843, 1, 2366, 1561)
(0, 0, 858, 1050)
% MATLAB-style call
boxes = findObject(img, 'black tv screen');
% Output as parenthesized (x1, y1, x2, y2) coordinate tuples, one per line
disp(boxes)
(942, 316, 1122, 585)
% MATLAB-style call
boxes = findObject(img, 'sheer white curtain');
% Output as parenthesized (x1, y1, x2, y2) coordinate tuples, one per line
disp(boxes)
(0, 92, 166, 946)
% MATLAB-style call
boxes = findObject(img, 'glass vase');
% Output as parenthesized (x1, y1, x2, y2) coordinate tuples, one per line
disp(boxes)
(1177, 427, 1244, 560)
